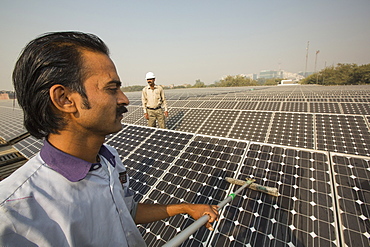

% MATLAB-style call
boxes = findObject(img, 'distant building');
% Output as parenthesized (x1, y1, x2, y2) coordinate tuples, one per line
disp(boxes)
(298, 71, 314, 78)
(0, 93, 10, 100)
(258, 70, 304, 81)
(243, 73, 258, 80)
(259, 70, 283, 79)
(278, 79, 298, 86)
(0, 91, 15, 100)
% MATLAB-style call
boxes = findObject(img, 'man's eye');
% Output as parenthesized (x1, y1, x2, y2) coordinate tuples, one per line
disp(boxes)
(106, 88, 119, 94)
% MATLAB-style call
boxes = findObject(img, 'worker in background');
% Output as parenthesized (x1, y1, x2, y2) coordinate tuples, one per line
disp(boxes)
(0, 31, 218, 247)
(141, 72, 168, 128)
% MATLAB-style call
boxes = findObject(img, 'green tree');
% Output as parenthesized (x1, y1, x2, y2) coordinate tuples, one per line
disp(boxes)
(265, 78, 280, 86)
(301, 63, 370, 85)
(215, 75, 257, 87)
(193, 79, 205, 88)
(121, 85, 144, 92)
(349, 64, 370, 84)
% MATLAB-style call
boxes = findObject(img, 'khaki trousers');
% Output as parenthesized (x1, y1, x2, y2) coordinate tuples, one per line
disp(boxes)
(147, 108, 166, 129)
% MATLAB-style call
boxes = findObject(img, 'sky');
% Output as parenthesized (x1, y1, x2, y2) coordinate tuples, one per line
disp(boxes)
(1, 0, 370, 90)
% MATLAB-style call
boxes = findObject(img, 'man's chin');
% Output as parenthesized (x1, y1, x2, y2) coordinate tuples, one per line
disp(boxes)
(107, 123, 123, 136)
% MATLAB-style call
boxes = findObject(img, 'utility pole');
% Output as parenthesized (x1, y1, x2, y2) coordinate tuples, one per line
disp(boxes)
(315, 50, 320, 84)
(322, 61, 326, 84)
(304, 41, 309, 77)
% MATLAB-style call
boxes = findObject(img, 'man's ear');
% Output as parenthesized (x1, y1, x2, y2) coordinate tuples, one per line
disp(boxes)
(49, 84, 77, 113)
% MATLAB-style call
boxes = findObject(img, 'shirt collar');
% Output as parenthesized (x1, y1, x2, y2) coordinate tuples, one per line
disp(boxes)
(40, 140, 116, 182)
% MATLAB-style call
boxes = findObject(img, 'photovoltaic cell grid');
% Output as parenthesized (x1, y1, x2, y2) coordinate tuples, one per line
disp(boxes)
(228, 111, 273, 143)
(331, 154, 370, 247)
(0, 105, 27, 141)
(341, 103, 370, 115)
(316, 114, 370, 156)
(166, 108, 190, 130)
(172, 109, 213, 133)
(13, 135, 43, 159)
(107, 125, 153, 161)
(196, 110, 239, 137)
(268, 113, 315, 149)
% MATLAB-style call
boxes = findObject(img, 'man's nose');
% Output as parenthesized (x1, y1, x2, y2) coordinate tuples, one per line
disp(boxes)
(118, 90, 130, 105)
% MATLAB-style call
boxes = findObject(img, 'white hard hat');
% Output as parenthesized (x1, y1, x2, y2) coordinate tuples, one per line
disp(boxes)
(145, 72, 156, 79)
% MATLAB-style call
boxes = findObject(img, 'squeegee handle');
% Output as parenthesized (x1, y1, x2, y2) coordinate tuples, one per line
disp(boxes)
(162, 180, 255, 247)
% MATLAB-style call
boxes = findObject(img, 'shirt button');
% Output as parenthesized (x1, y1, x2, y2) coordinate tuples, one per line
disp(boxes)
(93, 164, 101, 170)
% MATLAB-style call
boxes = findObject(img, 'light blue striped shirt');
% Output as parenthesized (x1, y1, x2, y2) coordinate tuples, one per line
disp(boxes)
(0, 142, 146, 247)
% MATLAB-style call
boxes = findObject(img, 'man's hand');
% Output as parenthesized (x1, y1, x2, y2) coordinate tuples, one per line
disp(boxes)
(182, 204, 219, 230)
(135, 203, 219, 231)
(164, 111, 169, 117)
(144, 113, 149, 120)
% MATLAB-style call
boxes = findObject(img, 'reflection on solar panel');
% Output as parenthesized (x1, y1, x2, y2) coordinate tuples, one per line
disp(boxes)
(167, 108, 190, 130)
(2, 85, 370, 247)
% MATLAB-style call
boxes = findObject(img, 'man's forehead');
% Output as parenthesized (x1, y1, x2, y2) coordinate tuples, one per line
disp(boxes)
(81, 51, 119, 83)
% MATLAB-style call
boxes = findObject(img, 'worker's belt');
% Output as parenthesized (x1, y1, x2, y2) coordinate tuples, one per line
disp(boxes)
(147, 106, 161, 110)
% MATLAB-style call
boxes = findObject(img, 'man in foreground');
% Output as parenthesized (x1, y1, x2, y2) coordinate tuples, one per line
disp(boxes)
(142, 72, 168, 128)
(0, 31, 218, 246)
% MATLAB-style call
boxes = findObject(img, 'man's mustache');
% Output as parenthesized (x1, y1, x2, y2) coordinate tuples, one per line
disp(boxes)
(117, 105, 128, 116)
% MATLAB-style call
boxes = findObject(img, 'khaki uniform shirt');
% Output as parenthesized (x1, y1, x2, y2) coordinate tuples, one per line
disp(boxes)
(141, 85, 168, 114)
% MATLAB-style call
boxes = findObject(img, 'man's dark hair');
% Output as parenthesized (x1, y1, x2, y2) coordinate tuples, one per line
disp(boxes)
(13, 31, 110, 139)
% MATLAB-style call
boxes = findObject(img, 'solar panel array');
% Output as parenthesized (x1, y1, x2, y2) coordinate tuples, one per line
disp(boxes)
(104, 124, 369, 247)
(1, 85, 369, 247)
(122, 85, 370, 157)
(0, 100, 27, 142)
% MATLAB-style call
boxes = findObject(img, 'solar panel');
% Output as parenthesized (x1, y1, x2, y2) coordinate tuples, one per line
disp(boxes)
(167, 108, 190, 130)
(281, 102, 309, 112)
(331, 154, 370, 247)
(341, 103, 370, 115)
(172, 109, 213, 133)
(199, 101, 221, 109)
(256, 102, 281, 111)
(120, 106, 142, 124)
(310, 102, 341, 114)
(211, 144, 337, 247)
(184, 101, 204, 108)
(217, 101, 237, 110)
(228, 111, 273, 142)
(316, 114, 370, 156)
(13, 135, 43, 159)
(170, 101, 189, 107)
(0, 104, 27, 141)
(197, 110, 239, 137)
(268, 113, 315, 149)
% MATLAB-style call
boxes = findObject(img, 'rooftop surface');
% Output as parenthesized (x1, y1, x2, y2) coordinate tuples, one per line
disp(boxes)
(1, 85, 369, 247)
